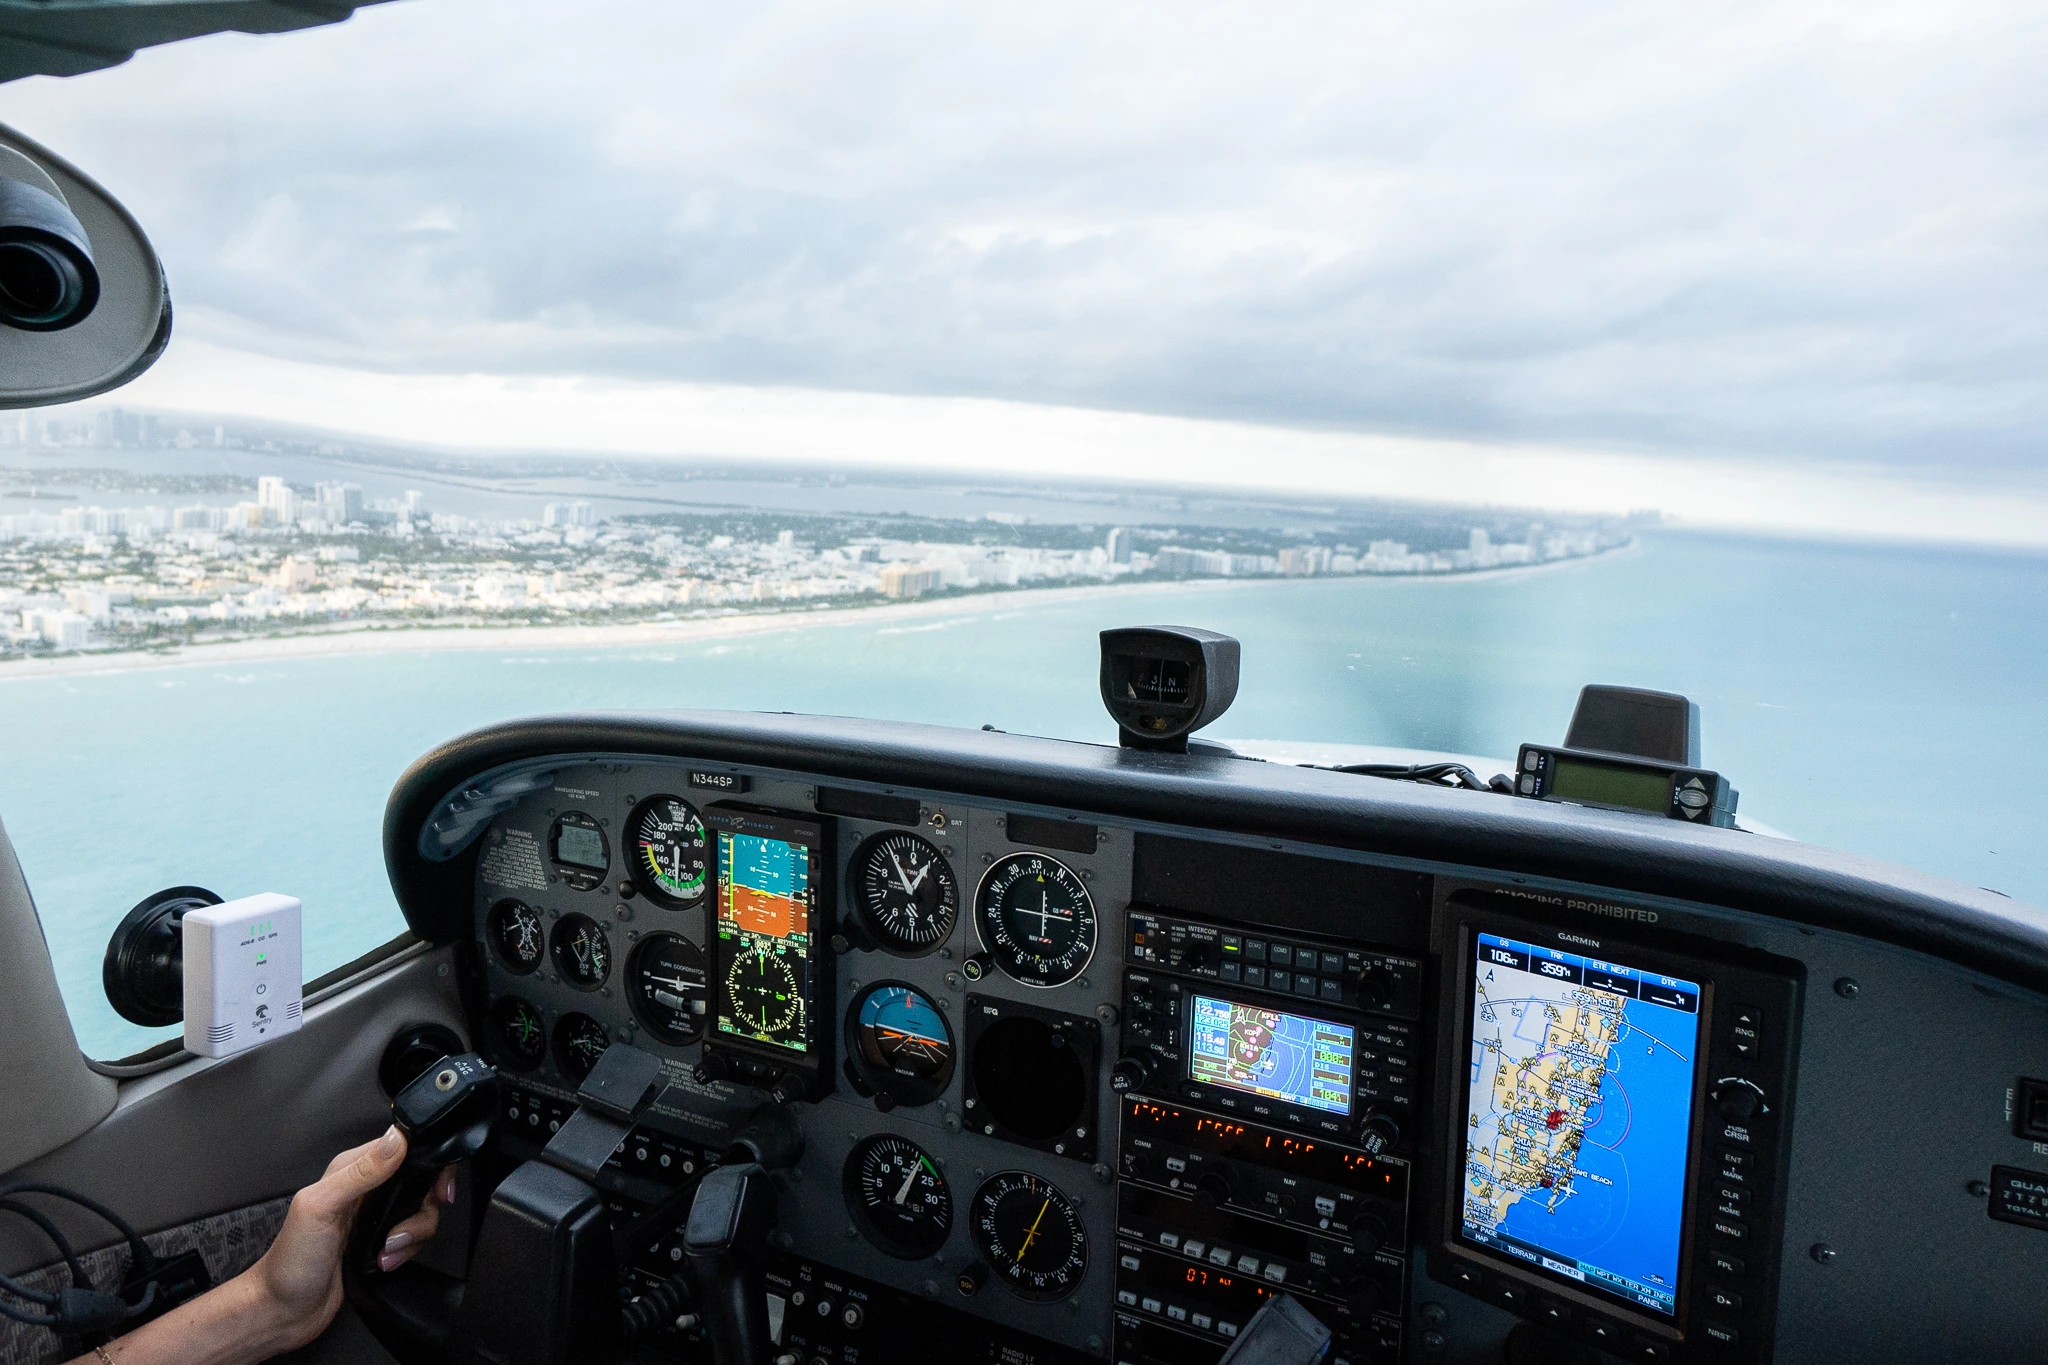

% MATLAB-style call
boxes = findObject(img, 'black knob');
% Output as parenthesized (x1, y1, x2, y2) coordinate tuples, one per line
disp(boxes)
(956, 1262, 986, 1296)
(694, 1052, 732, 1085)
(1355, 960, 1397, 1011)
(1192, 1168, 1236, 1210)
(961, 955, 989, 982)
(1350, 1214, 1389, 1257)
(1356, 1111, 1400, 1157)
(1110, 1053, 1155, 1095)
(873, 1092, 897, 1113)
(769, 1073, 805, 1106)
(1714, 1084, 1761, 1124)
(1346, 1276, 1382, 1321)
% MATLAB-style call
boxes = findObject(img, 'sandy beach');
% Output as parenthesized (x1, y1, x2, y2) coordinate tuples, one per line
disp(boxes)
(0, 547, 1626, 684)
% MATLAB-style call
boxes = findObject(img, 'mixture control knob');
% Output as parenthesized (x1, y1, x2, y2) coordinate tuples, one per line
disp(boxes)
(1714, 1083, 1762, 1124)
(1192, 1168, 1236, 1210)
(1110, 1053, 1156, 1095)
(1356, 1111, 1400, 1157)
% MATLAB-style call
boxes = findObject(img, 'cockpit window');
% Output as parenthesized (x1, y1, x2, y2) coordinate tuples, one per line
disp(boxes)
(2, 6, 2044, 1059)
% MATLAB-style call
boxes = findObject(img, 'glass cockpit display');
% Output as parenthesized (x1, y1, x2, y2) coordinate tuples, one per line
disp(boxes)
(1459, 931, 1704, 1318)
(1187, 995, 1354, 1115)
(710, 813, 820, 1056)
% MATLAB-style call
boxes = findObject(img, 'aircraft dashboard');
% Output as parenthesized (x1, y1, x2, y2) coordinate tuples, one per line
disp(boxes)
(381, 709, 2048, 1365)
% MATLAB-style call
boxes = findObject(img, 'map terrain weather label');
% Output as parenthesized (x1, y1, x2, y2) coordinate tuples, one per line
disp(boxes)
(1460, 933, 1702, 1316)
(1188, 996, 1354, 1114)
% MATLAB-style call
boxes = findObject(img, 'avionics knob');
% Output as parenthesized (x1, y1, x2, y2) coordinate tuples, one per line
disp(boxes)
(1110, 1053, 1156, 1095)
(1349, 1214, 1390, 1257)
(694, 1053, 732, 1085)
(1714, 1083, 1761, 1124)
(1356, 1111, 1400, 1157)
(1192, 1168, 1236, 1210)
(1346, 1276, 1382, 1321)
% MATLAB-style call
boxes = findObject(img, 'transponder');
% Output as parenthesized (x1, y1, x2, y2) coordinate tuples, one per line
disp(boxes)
(182, 892, 303, 1057)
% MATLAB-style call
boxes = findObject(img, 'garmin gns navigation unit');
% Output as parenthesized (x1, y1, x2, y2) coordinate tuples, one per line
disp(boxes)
(1430, 892, 1803, 1362)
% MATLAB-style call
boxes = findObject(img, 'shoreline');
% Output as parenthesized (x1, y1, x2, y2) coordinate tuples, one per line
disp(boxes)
(0, 546, 1628, 682)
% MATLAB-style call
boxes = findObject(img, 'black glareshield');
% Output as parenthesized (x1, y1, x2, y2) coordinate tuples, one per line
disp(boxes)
(1099, 626, 1241, 752)
(0, 176, 99, 332)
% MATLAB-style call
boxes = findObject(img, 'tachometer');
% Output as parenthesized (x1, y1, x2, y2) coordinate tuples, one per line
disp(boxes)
(845, 1134, 952, 1259)
(487, 899, 545, 975)
(846, 982, 954, 1106)
(628, 932, 707, 1046)
(628, 795, 711, 907)
(551, 913, 612, 990)
(851, 830, 958, 953)
(554, 1012, 611, 1082)
(491, 995, 546, 1071)
(969, 1171, 1086, 1300)
(974, 853, 1097, 988)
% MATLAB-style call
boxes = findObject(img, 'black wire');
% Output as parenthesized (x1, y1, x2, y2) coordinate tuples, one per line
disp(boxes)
(0, 1198, 87, 1287)
(1325, 760, 1499, 791)
(0, 1298, 60, 1328)
(0, 1183, 156, 1280)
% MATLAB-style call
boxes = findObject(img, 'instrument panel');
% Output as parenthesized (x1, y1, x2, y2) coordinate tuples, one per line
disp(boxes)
(423, 729, 2048, 1365)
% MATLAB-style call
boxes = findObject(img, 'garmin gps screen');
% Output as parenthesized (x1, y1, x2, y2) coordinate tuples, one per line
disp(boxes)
(1459, 932, 1703, 1317)
(1187, 994, 1354, 1115)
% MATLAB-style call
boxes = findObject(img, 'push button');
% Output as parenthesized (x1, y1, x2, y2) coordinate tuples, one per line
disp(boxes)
(1269, 971, 1292, 993)
(1183, 1240, 1206, 1259)
(1244, 967, 1267, 988)
(1117, 1290, 1138, 1307)
(1320, 951, 1346, 975)
(1141, 1297, 1163, 1314)
(1268, 945, 1293, 968)
(1711, 1218, 1747, 1242)
(1445, 1262, 1484, 1293)
(1708, 1249, 1746, 1279)
(1244, 940, 1268, 963)
(1294, 976, 1318, 998)
(1702, 1322, 1741, 1347)
(1319, 979, 1343, 1003)
(1535, 1297, 1570, 1325)
(1634, 1339, 1674, 1362)
(1704, 1285, 1743, 1313)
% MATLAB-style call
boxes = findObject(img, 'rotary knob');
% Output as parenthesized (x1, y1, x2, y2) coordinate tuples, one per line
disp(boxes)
(1110, 1053, 1156, 1095)
(1713, 1082, 1762, 1124)
(1192, 1168, 1237, 1210)
(1356, 1111, 1400, 1157)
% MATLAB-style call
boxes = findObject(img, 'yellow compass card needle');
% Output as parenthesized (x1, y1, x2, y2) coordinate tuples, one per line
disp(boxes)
(1017, 1197, 1050, 1262)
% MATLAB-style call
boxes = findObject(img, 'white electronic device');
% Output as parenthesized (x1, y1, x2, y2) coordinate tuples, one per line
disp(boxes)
(182, 892, 303, 1058)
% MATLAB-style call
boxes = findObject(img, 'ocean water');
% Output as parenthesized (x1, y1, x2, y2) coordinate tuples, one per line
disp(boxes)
(4, 530, 2043, 1060)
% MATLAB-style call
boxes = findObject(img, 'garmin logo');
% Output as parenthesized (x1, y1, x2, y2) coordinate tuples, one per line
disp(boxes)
(1557, 932, 1603, 949)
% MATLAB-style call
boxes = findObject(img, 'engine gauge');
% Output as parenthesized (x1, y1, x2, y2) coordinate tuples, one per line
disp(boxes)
(974, 853, 1097, 988)
(491, 995, 546, 1071)
(850, 830, 958, 954)
(846, 982, 954, 1106)
(551, 913, 612, 990)
(628, 795, 711, 906)
(845, 1134, 952, 1260)
(548, 811, 609, 891)
(628, 932, 707, 1046)
(487, 899, 545, 975)
(553, 1012, 611, 1082)
(723, 944, 803, 1044)
(969, 1171, 1087, 1300)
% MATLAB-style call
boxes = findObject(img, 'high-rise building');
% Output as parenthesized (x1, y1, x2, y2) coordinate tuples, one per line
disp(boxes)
(879, 564, 941, 598)
(314, 481, 364, 525)
(1106, 527, 1132, 564)
(257, 476, 296, 525)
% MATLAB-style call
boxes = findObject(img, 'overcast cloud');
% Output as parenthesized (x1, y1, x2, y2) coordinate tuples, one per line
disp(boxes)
(4, 0, 2047, 531)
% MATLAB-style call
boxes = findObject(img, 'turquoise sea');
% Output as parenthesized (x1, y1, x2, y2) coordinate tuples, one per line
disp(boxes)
(4, 530, 2043, 1060)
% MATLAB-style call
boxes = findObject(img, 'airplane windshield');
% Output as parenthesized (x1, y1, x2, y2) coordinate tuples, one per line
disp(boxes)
(1, 4, 2043, 1060)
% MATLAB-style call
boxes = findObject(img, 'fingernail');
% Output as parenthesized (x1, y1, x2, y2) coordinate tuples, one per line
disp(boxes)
(378, 1126, 403, 1155)
(378, 1249, 409, 1273)
(382, 1231, 413, 1253)
(439, 1171, 457, 1203)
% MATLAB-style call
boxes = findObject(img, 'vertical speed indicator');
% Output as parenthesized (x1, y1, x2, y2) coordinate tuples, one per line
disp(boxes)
(974, 853, 1097, 987)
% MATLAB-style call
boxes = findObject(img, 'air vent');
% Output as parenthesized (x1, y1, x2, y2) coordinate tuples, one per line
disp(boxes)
(207, 1022, 235, 1044)
(285, 1000, 303, 1022)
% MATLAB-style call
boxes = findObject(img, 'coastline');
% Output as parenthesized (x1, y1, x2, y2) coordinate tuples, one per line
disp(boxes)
(0, 545, 1628, 682)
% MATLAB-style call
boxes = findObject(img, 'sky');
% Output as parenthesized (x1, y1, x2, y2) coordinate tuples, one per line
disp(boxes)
(4, 0, 2047, 542)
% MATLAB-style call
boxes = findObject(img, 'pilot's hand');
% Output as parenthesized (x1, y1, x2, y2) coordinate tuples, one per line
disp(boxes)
(65, 1128, 457, 1365)
(249, 1126, 456, 1351)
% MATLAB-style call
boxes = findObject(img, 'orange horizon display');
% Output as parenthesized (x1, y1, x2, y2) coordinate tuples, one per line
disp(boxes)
(722, 881, 808, 940)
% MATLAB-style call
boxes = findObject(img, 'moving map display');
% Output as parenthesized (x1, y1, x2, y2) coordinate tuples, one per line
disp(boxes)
(1187, 995, 1354, 1115)
(713, 828, 815, 1054)
(1460, 932, 1702, 1317)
